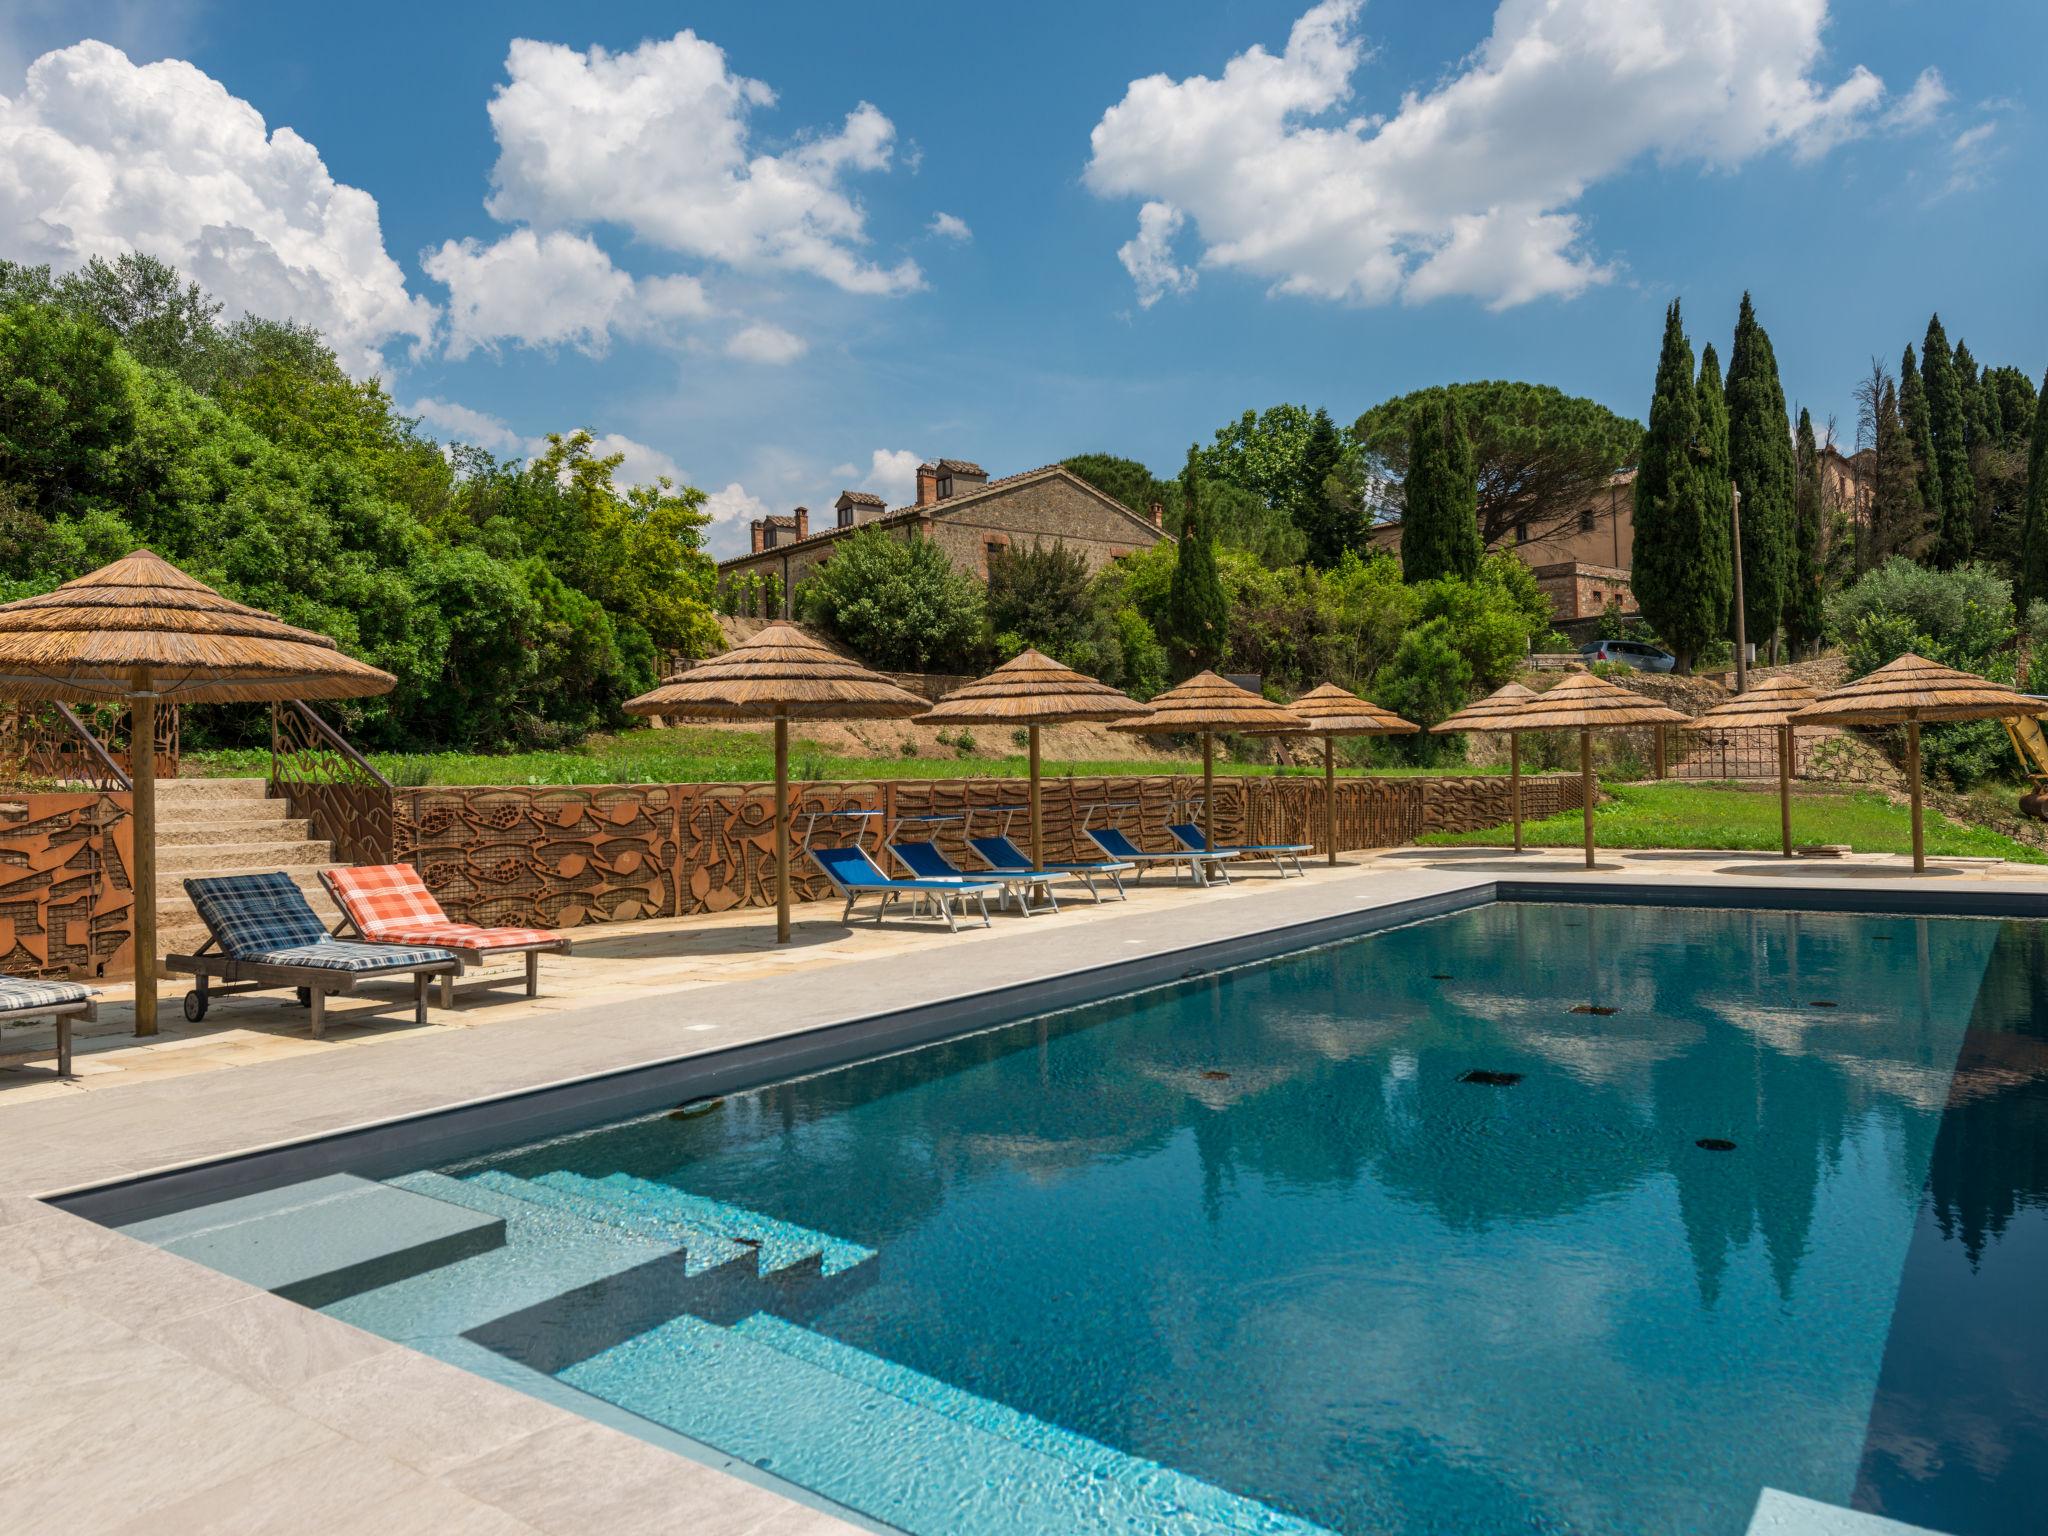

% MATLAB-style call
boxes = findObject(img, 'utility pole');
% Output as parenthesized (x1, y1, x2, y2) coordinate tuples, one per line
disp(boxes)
(1731, 481, 1749, 694)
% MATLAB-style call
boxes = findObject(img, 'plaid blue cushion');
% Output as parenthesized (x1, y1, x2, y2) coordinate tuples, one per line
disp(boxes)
(254, 942, 457, 974)
(185, 872, 332, 956)
(0, 977, 92, 1011)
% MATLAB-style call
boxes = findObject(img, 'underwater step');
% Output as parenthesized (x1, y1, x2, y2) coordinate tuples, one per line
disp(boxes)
(564, 1313, 1334, 1536)
(732, 1313, 1333, 1536)
(466, 1170, 751, 1277)
(560, 1170, 876, 1277)
(117, 1172, 503, 1308)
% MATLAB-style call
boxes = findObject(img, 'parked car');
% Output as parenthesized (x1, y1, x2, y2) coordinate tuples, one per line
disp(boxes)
(1579, 639, 1676, 673)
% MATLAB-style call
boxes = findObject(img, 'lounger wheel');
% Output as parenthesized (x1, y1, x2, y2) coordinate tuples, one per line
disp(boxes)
(295, 986, 312, 1008)
(182, 990, 208, 1023)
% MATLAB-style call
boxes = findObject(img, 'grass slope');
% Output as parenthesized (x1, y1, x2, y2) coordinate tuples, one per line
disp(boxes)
(1420, 781, 2047, 864)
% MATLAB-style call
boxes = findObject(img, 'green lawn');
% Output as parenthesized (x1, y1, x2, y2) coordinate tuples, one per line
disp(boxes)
(191, 726, 1533, 787)
(1419, 781, 2048, 864)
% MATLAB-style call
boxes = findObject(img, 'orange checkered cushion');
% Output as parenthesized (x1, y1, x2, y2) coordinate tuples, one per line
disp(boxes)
(322, 865, 560, 953)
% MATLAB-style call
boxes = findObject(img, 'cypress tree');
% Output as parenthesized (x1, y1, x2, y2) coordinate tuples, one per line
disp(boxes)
(1167, 445, 1228, 672)
(1922, 315, 1976, 566)
(1630, 301, 1728, 673)
(2019, 369, 2048, 617)
(1696, 340, 1732, 605)
(1400, 392, 1482, 582)
(1785, 408, 1826, 655)
(1897, 344, 1940, 560)
(1295, 406, 1366, 567)
(1723, 293, 1793, 656)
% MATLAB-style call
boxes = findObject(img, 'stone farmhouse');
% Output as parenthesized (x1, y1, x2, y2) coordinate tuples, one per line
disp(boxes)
(1368, 440, 1878, 628)
(718, 458, 1171, 617)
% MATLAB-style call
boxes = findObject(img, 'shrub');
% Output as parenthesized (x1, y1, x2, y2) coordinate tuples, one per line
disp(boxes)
(796, 527, 985, 671)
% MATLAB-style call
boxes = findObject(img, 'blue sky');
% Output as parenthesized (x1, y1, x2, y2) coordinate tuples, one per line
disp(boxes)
(2, 0, 2041, 556)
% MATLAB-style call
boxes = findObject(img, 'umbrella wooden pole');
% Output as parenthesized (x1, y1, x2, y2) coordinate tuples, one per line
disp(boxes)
(1509, 732, 1523, 854)
(1778, 723, 1793, 857)
(1028, 725, 1043, 871)
(1324, 731, 1336, 867)
(1579, 727, 1595, 871)
(1202, 732, 1215, 860)
(1907, 720, 1924, 874)
(774, 710, 791, 944)
(131, 681, 158, 1036)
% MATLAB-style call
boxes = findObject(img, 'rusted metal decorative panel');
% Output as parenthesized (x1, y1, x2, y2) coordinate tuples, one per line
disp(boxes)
(396, 786, 683, 929)
(0, 792, 133, 979)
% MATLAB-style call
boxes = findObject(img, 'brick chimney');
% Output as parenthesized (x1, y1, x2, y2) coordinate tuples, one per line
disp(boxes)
(750, 520, 765, 554)
(916, 462, 939, 508)
(793, 506, 810, 540)
(1149, 500, 1164, 531)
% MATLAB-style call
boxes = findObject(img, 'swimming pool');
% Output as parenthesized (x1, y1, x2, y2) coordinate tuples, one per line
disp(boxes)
(115, 902, 2048, 1534)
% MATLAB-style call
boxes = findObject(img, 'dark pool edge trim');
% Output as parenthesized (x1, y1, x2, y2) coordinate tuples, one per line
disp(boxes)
(51, 883, 1499, 1225)
(1493, 879, 2048, 919)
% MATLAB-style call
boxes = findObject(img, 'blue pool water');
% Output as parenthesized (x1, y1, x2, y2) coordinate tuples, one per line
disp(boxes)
(288, 903, 2047, 1533)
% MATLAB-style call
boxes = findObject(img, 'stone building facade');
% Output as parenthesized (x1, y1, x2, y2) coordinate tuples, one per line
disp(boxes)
(721, 460, 1170, 616)
(1370, 470, 1638, 620)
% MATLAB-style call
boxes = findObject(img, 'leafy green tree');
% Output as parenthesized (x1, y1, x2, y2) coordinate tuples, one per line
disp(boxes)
(1354, 380, 1642, 546)
(1629, 301, 1728, 673)
(55, 253, 226, 391)
(1723, 294, 1793, 656)
(1063, 449, 1302, 564)
(2020, 369, 2048, 615)
(796, 526, 985, 670)
(0, 298, 136, 516)
(1059, 454, 1179, 523)
(1166, 446, 1228, 672)
(1399, 392, 1481, 582)
(1785, 409, 1826, 655)
(1922, 315, 1976, 566)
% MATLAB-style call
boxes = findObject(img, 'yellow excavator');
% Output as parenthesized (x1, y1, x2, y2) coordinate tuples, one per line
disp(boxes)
(2003, 704, 2048, 820)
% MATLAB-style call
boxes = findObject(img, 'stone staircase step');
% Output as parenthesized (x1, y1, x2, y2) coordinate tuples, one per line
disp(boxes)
(156, 777, 273, 803)
(157, 840, 335, 876)
(156, 814, 312, 844)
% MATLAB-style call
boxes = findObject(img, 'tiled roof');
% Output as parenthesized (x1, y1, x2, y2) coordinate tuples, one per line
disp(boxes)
(936, 458, 986, 475)
(836, 489, 887, 507)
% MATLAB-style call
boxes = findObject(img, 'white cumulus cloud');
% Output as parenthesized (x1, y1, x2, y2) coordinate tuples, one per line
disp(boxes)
(928, 211, 972, 241)
(423, 229, 637, 359)
(861, 448, 922, 506)
(1117, 201, 1198, 308)
(1085, 0, 1929, 311)
(724, 322, 807, 365)
(0, 40, 436, 372)
(480, 31, 920, 296)
(702, 482, 772, 558)
(406, 397, 682, 489)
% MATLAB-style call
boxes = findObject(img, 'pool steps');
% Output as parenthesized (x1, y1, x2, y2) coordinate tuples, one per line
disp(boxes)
(565, 1312, 1336, 1536)
(560, 1171, 877, 1277)
(467, 1170, 752, 1276)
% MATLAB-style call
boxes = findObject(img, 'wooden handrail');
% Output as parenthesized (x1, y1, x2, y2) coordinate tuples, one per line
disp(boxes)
(52, 702, 133, 792)
(273, 700, 395, 792)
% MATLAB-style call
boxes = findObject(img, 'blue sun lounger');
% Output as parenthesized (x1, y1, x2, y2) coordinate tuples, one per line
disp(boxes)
(1168, 822, 1310, 879)
(889, 836, 1076, 915)
(968, 835, 1133, 903)
(809, 845, 999, 932)
(1084, 825, 1231, 887)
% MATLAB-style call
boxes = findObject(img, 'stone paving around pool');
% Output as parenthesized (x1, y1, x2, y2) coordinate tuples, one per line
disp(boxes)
(6, 847, 2042, 1533)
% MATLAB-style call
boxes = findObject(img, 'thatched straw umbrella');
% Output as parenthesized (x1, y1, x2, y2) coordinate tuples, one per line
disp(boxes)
(1791, 652, 2034, 873)
(1272, 683, 1416, 867)
(1683, 673, 1821, 857)
(922, 650, 1142, 871)
(623, 623, 928, 942)
(1430, 681, 1539, 852)
(1112, 672, 1309, 856)
(0, 551, 395, 1035)
(1503, 671, 1689, 869)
